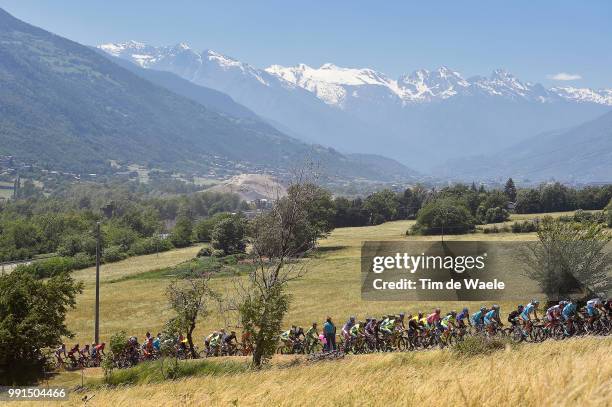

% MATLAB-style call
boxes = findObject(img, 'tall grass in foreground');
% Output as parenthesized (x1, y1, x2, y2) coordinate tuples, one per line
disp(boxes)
(58, 337, 611, 407)
(94, 358, 249, 387)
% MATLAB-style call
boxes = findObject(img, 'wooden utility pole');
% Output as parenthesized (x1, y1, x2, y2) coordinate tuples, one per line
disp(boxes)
(94, 222, 101, 344)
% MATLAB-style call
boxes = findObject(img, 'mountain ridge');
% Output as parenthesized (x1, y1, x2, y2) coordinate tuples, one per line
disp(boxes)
(99, 41, 611, 171)
(0, 8, 419, 184)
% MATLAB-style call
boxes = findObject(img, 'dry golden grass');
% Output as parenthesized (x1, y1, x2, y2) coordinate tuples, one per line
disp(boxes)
(37, 337, 611, 407)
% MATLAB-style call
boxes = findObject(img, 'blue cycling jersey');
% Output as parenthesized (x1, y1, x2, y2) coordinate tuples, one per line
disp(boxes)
(562, 303, 576, 319)
(471, 311, 484, 325)
(521, 303, 536, 319)
(484, 309, 497, 324)
(457, 310, 469, 321)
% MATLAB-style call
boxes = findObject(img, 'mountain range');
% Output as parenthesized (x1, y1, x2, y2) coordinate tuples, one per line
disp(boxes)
(439, 109, 612, 183)
(0, 8, 418, 184)
(99, 41, 612, 172)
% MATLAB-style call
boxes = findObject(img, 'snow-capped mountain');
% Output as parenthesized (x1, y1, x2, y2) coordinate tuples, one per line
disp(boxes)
(98, 41, 612, 170)
(100, 41, 612, 108)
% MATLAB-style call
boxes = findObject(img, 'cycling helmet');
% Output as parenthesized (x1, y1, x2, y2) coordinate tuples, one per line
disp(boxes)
(531, 299, 539, 305)
(518, 304, 524, 310)
(418, 312, 423, 318)
(462, 307, 468, 313)
(406, 314, 413, 319)
(493, 304, 500, 310)
(350, 316, 356, 322)
(359, 321, 365, 325)
(450, 310, 457, 316)
(480, 306, 487, 312)
(434, 307, 441, 314)
(399, 312, 405, 318)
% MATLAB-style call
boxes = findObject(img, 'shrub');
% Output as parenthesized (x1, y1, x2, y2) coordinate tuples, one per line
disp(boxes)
(193, 213, 233, 243)
(197, 247, 213, 257)
(15, 257, 75, 279)
(211, 216, 247, 255)
(98, 358, 248, 387)
(511, 219, 540, 233)
(412, 198, 475, 235)
(129, 236, 173, 256)
(211, 249, 225, 258)
(452, 335, 509, 357)
(102, 245, 128, 263)
(72, 252, 94, 269)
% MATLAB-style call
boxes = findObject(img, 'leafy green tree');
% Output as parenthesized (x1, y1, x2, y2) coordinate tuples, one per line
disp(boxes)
(607, 199, 612, 227)
(504, 178, 517, 202)
(515, 189, 542, 214)
(211, 215, 248, 255)
(520, 217, 611, 299)
(170, 211, 194, 248)
(166, 274, 218, 358)
(540, 182, 576, 212)
(0, 271, 83, 384)
(412, 198, 475, 235)
(363, 189, 399, 225)
(194, 212, 233, 243)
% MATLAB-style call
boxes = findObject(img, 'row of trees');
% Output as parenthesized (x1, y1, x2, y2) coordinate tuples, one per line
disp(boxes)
(0, 181, 247, 263)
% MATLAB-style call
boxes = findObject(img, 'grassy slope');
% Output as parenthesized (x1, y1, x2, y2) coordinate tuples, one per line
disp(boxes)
(44, 338, 611, 406)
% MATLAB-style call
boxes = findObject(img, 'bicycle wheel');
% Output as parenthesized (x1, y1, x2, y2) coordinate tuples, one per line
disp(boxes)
(396, 336, 409, 352)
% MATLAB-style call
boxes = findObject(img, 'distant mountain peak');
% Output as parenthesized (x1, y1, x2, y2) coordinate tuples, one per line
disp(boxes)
(98, 40, 612, 107)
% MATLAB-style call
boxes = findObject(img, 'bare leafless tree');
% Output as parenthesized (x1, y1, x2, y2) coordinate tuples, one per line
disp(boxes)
(231, 168, 326, 366)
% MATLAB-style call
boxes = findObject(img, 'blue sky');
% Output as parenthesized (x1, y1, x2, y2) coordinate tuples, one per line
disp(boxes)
(1, 1, 611, 88)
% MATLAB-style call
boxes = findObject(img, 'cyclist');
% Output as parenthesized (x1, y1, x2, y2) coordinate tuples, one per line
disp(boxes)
(205, 331, 219, 355)
(470, 307, 487, 332)
(342, 317, 356, 342)
(178, 334, 189, 355)
(545, 302, 564, 329)
(305, 323, 319, 353)
(427, 308, 442, 330)
(380, 315, 396, 338)
(152, 333, 161, 352)
(279, 326, 295, 351)
(221, 330, 237, 354)
(407, 314, 420, 334)
(397, 312, 406, 329)
(241, 330, 253, 355)
(561, 300, 577, 334)
(291, 326, 305, 342)
(79, 344, 91, 364)
(142, 336, 155, 359)
(349, 320, 365, 346)
(586, 298, 603, 324)
(92, 342, 105, 364)
(440, 311, 457, 341)
(519, 299, 540, 336)
(484, 305, 502, 335)
(55, 344, 67, 365)
(364, 317, 378, 348)
(508, 305, 524, 327)
(456, 308, 471, 329)
(67, 344, 80, 365)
